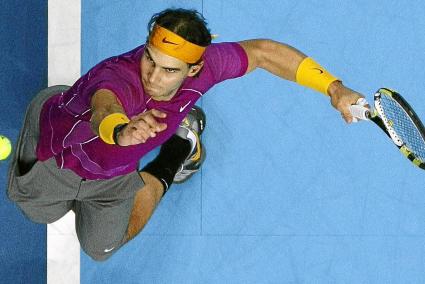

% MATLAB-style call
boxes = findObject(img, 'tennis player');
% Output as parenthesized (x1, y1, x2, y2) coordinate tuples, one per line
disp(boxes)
(7, 8, 362, 261)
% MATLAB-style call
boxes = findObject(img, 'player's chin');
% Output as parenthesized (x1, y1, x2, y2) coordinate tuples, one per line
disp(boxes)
(151, 93, 167, 100)
(143, 82, 161, 97)
(146, 89, 162, 98)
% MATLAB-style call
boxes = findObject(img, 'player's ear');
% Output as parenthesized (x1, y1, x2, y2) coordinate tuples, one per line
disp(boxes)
(187, 61, 204, 77)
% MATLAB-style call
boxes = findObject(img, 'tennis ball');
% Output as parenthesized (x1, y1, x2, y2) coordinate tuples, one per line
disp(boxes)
(0, 135, 12, 160)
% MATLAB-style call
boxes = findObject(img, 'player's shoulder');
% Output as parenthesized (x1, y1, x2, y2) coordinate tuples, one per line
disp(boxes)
(203, 42, 246, 69)
(205, 42, 242, 55)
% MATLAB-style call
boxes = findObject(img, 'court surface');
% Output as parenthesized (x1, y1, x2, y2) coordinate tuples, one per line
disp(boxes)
(3, 0, 425, 283)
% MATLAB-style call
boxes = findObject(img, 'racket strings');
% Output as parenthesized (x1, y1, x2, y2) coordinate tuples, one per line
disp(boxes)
(380, 95, 425, 162)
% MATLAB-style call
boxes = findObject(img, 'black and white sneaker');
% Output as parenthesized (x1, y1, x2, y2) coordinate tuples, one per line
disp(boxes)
(173, 106, 206, 184)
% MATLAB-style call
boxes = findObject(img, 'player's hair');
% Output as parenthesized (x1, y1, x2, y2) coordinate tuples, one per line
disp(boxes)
(147, 8, 212, 48)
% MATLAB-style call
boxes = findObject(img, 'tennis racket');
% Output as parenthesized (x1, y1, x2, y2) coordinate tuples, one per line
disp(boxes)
(349, 88, 425, 170)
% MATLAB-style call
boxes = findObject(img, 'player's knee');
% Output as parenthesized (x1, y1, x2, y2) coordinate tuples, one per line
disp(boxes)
(88, 252, 112, 262)
(80, 245, 115, 262)
(78, 233, 124, 262)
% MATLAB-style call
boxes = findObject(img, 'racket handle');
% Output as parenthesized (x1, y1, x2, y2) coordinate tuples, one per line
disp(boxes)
(349, 98, 370, 122)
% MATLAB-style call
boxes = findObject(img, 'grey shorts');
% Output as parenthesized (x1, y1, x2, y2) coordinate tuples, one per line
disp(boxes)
(7, 86, 145, 261)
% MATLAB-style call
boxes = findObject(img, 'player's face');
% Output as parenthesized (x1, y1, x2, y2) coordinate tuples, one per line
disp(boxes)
(141, 45, 202, 101)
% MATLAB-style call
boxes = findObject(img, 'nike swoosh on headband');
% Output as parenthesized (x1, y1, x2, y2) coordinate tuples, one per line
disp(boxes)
(162, 37, 178, 45)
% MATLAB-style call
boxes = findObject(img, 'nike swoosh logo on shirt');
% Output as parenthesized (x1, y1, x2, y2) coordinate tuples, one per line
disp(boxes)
(180, 101, 192, 113)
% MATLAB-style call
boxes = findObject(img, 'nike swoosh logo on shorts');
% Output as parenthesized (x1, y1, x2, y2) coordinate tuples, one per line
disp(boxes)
(180, 101, 192, 113)
(104, 247, 115, 253)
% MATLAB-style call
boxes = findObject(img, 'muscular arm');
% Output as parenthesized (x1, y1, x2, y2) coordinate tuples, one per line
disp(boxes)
(90, 89, 167, 145)
(238, 39, 363, 122)
(239, 39, 306, 81)
(90, 89, 126, 135)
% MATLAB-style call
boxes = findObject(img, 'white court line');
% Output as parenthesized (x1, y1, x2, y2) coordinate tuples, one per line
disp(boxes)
(47, 1, 81, 284)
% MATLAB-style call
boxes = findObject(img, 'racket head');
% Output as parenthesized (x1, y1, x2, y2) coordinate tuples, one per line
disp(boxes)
(374, 88, 425, 169)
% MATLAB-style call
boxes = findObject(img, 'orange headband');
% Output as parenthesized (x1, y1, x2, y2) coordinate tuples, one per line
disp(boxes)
(149, 25, 206, 64)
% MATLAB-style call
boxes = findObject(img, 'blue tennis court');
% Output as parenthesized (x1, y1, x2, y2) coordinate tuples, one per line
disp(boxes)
(2, 1, 425, 283)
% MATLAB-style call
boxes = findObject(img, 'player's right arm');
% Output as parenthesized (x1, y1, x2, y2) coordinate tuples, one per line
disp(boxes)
(238, 39, 363, 123)
(90, 89, 167, 146)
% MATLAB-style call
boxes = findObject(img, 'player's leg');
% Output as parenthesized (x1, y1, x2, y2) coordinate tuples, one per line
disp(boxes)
(75, 106, 206, 261)
(74, 170, 145, 261)
(142, 105, 206, 191)
(124, 106, 206, 243)
(125, 171, 164, 242)
(7, 86, 75, 223)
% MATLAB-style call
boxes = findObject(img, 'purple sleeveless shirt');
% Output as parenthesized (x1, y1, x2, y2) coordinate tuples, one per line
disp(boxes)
(36, 42, 248, 180)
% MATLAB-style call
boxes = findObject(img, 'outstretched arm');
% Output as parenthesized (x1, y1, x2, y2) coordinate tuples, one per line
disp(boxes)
(239, 39, 306, 79)
(238, 39, 363, 123)
(90, 89, 167, 145)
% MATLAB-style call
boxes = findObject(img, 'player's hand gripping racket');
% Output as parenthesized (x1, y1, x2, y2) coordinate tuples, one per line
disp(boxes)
(349, 88, 425, 170)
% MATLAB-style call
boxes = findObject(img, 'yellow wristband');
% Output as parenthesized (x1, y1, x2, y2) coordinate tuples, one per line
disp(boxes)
(296, 57, 339, 96)
(99, 113, 130, 144)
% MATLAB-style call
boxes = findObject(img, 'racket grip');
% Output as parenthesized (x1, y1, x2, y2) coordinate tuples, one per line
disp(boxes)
(349, 98, 370, 122)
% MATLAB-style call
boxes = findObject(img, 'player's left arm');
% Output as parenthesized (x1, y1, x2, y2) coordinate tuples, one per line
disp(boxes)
(238, 39, 363, 123)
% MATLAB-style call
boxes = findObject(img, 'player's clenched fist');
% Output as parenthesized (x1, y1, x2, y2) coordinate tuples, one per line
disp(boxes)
(116, 109, 167, 146)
